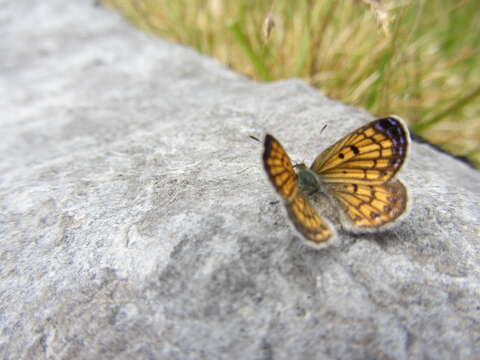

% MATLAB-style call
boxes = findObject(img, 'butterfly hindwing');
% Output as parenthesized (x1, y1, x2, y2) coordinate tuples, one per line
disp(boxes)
(286, 192, 336, 248)
(328, 179, 409, 229)
(311, 117, 409, 185)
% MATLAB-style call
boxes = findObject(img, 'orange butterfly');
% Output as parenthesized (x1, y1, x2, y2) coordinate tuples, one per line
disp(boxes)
(263, 116, 410, 249)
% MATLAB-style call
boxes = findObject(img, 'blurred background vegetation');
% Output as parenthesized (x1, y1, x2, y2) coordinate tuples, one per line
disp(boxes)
(102, 0, 480, 167)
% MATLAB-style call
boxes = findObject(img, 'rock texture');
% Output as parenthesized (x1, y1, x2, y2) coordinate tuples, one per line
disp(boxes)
(1, 1, 479, 359)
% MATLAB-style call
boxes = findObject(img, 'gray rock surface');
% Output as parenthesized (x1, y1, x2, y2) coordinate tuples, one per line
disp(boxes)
(1, 1, 479, 359)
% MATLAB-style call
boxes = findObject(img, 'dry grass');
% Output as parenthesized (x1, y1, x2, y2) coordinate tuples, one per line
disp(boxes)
(103, 0, 480, 167)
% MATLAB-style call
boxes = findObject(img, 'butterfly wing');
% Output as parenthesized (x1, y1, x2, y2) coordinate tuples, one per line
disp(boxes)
(311, 117, 409, 185)
(327, 179, 409, 229)
(263, 135, 336, 247)
(285, 192, 336, 248)
(263, 134, 298, 201)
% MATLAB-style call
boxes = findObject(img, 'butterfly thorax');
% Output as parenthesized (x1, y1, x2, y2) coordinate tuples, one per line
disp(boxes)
(295, 164, 321, 196)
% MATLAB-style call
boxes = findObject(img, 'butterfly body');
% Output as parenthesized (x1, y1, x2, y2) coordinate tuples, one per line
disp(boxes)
(262, 116, 410, 249)
(296, 166, 322, 196)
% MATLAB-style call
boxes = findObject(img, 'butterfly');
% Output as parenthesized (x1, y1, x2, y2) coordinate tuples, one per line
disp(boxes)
(262, 116, 410, 249)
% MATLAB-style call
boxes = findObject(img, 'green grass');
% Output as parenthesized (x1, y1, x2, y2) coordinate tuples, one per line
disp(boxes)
(103, 0, 480, 167)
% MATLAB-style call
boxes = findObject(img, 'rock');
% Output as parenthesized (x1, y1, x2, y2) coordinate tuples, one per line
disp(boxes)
(1, 1, 479, 359)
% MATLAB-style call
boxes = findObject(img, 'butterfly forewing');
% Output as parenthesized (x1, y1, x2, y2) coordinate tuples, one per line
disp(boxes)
(263, 135, 298, 201)
(311, 117, 409, 185)
(328, 179, 408, 228)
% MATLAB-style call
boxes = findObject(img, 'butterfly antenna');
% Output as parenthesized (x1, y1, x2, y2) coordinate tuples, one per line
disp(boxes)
(320, 124, 327, 135)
